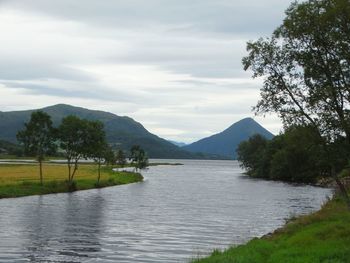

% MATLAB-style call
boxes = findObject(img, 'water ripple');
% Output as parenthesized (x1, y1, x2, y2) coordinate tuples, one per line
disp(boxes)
(0, 160, 332, 262)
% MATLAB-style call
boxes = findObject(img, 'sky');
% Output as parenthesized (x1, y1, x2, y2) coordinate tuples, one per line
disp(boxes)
(0, 0, 293, 143)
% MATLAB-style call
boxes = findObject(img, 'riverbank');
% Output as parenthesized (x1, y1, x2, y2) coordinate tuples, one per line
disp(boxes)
(0, 164, 143, 198)
(192, 195, 350, 263)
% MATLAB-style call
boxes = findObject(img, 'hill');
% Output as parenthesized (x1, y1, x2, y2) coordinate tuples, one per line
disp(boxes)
(0, 104, 205, 159)
(182, 118, 274, 159)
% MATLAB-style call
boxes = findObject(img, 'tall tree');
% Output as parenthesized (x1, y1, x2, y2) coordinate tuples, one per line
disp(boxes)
(17, 111, 56, 185)
(104, 146, 116, 166)
(86, 120, 108, 184)
(236, 134, 268, 178)
(58, 115, 89, 184)
(115, 149, 126, 167)
(242, 0, 350, 207)
(129, 145, 149, 171)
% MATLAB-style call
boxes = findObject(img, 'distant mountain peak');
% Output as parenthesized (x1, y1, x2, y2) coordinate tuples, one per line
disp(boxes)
(0, 104, 204, 159)
(168, 140, 187, 147)
(183, 118, 274, 159)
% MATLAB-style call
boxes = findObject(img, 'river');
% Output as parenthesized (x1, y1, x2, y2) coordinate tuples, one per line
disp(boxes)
(0, 160, 332, 262)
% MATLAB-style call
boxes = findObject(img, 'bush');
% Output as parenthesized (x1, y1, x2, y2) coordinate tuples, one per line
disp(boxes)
(237, 125, 329, 183)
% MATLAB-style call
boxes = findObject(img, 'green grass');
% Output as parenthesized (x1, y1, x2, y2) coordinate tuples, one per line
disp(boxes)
(192, 196, 350, 263)
(0, 164, 143, 198)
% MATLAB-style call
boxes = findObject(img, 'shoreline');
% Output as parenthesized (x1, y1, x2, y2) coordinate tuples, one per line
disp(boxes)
(0, 164, 143, 199)
(0, 160, 184, 199)
(191, 193, 350, 263)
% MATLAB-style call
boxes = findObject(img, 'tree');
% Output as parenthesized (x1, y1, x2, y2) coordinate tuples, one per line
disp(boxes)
(115, 149, 126, 167)
(129, 145, 149, 171)
(16, 111, 56, 185)
(86, 120, 108, 184)
(237, 126, 330, 183)
(236, 134, 269, 178)
(269, 125, 326, 183)
(58, 115, 90, 184)
(242, 0, 350, 208)
(104, 146, 116, 166)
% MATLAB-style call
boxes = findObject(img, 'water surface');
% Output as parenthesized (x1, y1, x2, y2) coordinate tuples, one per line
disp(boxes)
(0, 160, 332, 262)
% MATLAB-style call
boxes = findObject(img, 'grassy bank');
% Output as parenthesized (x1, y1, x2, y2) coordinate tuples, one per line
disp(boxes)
(192, 196, 350, 263)
(0, 164, 143, 198)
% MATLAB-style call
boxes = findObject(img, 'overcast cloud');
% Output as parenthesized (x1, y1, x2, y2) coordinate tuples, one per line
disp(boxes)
(0, 0, 293, 143)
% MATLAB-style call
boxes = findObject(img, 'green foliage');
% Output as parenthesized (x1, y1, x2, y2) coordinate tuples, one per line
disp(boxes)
(85, 120, 107, 160)
(242, 0, 350, 204)
(85, 120, 108, 183)
(237, 126, 328, 183)
(0, 167, 143, 199)
(103, 146, 116, 166)
(243, 0, 350, 143)
(192, 197, 350, 263)
(236, 134, 269, 178)
(115, 149, 126, 167)
(58, 116, 109, 183)
(16, 111, 56, 160)
(0, 139, 23, 156)
(58, 115, 90, 182)
(130, 145, 149, 171)
(16, 111, 56, 184)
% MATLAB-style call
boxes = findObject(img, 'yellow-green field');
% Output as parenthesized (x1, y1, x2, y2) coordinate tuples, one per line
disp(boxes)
(0, 163, 143, 198)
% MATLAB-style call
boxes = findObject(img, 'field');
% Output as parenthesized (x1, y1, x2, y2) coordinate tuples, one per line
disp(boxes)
(0, 163, 143, 198)
(192, 196, 350, 263)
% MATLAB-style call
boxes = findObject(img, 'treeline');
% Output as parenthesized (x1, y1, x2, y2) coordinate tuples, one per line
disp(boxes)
(237, 125, 349, 184)
(17, 111, 148, 187)
(241, 0, 350, 208)
(0, 140, 23, 156)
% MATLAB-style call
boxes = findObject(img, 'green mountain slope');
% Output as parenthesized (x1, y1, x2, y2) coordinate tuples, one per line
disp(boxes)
(182, 118, 274, 159)
(0, 104, 203, 159)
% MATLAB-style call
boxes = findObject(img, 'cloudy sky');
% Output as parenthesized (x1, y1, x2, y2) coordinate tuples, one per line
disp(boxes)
(0, 0, 293, 143)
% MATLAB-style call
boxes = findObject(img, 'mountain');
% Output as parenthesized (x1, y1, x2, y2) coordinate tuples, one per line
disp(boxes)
(0, 104, 205, 159)
(182, 118, 274, 159)
(168, 140, 187, 147)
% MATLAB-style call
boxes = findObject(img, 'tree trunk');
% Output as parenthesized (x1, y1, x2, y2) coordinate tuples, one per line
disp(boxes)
(39, 160, 43, 186)
(67, 157, 72, 182)
(71, 159, 79, 181)
(332, 166, 350, 210)
(97, 160, 101, 184)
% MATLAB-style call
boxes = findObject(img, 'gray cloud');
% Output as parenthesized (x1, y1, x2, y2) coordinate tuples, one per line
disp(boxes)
(1, 0, 292, 35)
(0, 0, 288, 141)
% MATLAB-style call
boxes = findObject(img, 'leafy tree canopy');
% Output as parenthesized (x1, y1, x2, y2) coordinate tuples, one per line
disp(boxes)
(243, 0, 350, 144)
(16, 111, 56, 184)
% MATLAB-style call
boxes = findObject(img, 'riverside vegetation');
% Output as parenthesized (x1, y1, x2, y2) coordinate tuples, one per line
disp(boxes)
(192, 196, 350, 263)
(0, 111, 148, 198)
(0, 164, 143, 198)
(195, 0, 350, 262)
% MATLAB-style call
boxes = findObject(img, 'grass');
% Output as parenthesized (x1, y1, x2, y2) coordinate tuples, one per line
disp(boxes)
(0, 163, 143, 198)
(192, 196, 350, 263)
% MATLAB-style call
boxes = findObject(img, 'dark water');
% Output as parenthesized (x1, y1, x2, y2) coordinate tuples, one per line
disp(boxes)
(0, 160, 332, 262)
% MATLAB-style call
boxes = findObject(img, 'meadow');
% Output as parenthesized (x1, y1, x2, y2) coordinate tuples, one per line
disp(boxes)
(0, 163, 143, 198)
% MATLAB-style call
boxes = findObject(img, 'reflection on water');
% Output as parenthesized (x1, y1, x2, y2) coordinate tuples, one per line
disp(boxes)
(0, 160, 332, 262)
(4, 193, 105, 262)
